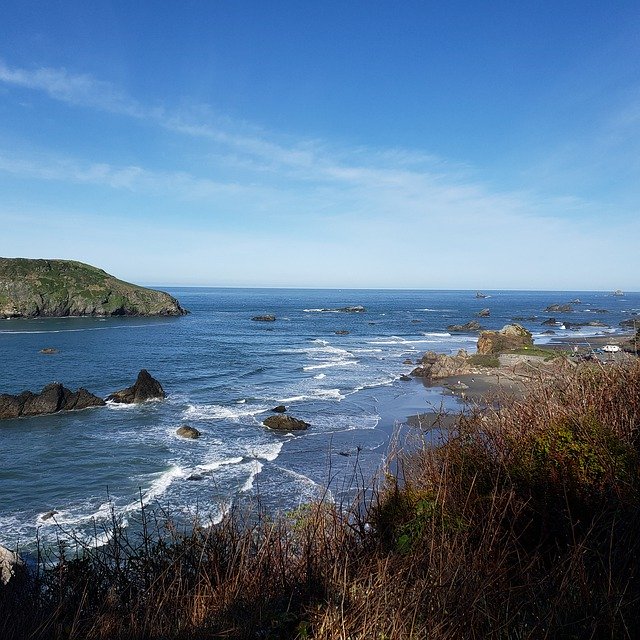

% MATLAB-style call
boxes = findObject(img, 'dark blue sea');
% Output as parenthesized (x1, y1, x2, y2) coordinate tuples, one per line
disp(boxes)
(1, 288, 637, 550)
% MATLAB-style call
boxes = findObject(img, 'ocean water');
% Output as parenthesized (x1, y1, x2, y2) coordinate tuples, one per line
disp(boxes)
(0, 288, 637, 550)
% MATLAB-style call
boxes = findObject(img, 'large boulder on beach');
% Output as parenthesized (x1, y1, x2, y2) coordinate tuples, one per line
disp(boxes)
(107, 370, 165, 404)
(411, 350, 472, 379)
(477, 324, 533, 355)
(263, 415, 310, 431)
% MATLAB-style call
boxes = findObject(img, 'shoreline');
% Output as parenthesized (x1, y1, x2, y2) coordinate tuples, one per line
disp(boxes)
(401, 328, 638, 430)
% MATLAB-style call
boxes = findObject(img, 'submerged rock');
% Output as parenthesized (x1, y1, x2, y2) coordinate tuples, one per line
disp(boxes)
(476, 324, 533, 355)
(263, 415, 310, 431)
(0, 383, 105, 420)
(334, 330, 350, 335)
(107, 370, 165, 404)
(39, 348, 58, 355)
(176, 425, 201, 439)
(252, 315, 276, 322)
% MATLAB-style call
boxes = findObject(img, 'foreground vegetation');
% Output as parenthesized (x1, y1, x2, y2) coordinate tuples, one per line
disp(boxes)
(2, 360, 640, 638)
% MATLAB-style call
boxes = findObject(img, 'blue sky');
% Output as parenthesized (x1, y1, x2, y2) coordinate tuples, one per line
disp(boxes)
(1, 1, 639, 289)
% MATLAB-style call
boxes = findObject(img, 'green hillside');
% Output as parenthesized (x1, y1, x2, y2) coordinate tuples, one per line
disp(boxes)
(0, 258, 187, 318)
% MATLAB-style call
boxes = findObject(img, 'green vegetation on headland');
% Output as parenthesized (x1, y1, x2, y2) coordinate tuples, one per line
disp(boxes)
(3, 359, 640, 638)
(0, 258, 187, 317)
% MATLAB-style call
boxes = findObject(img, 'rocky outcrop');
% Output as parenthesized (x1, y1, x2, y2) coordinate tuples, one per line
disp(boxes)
(0, 258, 187, 318)
(544, 304, 573, 313)
(0, 383, 105, 420)
(411, 350, 472, 379)
(176, 425, 201, 439)
(0, 545, 25, 585)
(541, 318, 560, 326)
(106, 370, 165, 404)
(447, 321, 483, 332)
(263, 415, 310, 431)
(252, 315, 276, 322)
(271, 405, 287, 413)
(477, 308, 490, 317)
(476, 324, 533, 355)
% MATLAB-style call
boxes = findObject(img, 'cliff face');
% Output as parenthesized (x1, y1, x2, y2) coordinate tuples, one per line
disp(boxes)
(0, 258, 188, 318)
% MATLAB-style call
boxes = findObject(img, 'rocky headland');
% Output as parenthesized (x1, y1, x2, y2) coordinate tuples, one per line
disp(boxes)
(0, 258, 187, 318)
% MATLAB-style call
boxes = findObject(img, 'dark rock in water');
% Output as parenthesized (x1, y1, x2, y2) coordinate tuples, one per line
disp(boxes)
(271, 405, 287, 413)
(0, 383, 104, 419)
(41, 510, 58, 521)
(569, 299, 582, 304)
(477, 308, 490, 317)
(0, 393, 28, 420)
(107, 370, 166, 404)
(512, 316, 538, 322)
(403, 359, 414, 365)
(64, 388, 106, 411)
(475, 292, 488, 298)
(176, 425, 201, 439)
(620, 318, 640, 329)
(477, 324, 533, 355)
(541, 317, 559, 326)
(544, 304, 573, 313)
(334, 330, 350, 335)
(187, 474, 204, 481)
(336, 306, 365, 313)
(22, 383, 66, 416)
(587, 308, 608, 314)
(585, 321, 609, 328)
(542, 330, 556, 335)
(263, 415, 309, 431)
(39, 348, 58, 355)
(252, 315, 276, 322)
(399, 375, 412, 382)
(447, 321, 483, 332)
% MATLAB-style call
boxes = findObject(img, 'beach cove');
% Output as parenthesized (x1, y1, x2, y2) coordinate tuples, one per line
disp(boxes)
(0, 287, 638, 551)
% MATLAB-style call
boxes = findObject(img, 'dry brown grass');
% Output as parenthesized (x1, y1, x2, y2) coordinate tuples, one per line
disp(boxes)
(2, 359, 640, 639)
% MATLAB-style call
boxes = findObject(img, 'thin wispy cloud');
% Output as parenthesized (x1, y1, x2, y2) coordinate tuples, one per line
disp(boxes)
(0, 59, 637, 288)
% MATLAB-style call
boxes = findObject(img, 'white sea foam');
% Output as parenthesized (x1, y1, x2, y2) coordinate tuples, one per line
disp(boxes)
(184, 403, 268, 420)
(247, 441, 284, 461)
(417, 308, 454, 312)
(303, 308, 340, 313)
(140, 465, 185, 505)
(198, 456, 244, 472)
(303, 360, 358, 371)
(240, 460, 264, 492)
(313, 373, 326, 379)
(105, 400, 140, 410)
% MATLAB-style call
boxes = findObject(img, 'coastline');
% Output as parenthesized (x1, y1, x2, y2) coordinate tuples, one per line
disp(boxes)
(401, 327, 638, 430)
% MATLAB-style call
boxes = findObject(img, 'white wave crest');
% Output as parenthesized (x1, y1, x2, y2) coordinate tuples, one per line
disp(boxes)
(198, 456, 244, 472)
(240, 460, 264, 492)
(184, 403, 268, 421)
